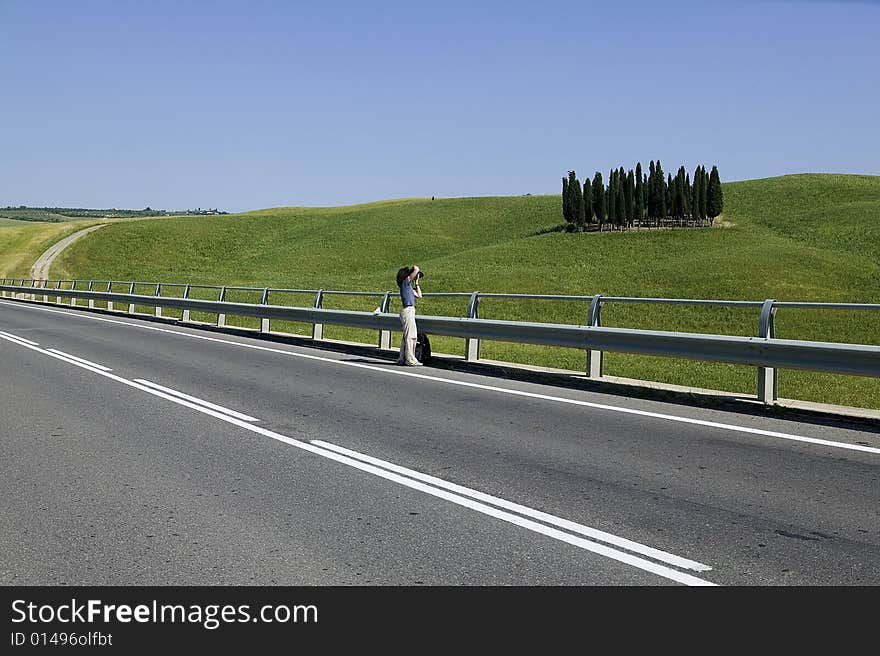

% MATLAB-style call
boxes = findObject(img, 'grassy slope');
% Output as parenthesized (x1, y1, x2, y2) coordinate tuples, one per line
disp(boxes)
(51, 175, 880, 408)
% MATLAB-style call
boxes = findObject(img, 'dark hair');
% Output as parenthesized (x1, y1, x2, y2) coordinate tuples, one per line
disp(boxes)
(396, 267, 411, 287)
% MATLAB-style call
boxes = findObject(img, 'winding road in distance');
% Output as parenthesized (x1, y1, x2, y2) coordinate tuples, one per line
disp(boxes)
(29, 223, 107, 280)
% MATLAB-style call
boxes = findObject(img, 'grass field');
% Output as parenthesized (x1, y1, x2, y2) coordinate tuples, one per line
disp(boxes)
(34, 174, 880, 408)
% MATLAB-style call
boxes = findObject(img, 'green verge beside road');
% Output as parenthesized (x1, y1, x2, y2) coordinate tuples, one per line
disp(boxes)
(40, 174, 880, 409)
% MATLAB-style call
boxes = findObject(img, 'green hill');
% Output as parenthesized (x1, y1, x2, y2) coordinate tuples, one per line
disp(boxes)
(38, 174, 880, 408)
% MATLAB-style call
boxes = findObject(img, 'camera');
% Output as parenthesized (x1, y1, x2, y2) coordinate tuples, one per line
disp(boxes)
(416, 270, 425, 279)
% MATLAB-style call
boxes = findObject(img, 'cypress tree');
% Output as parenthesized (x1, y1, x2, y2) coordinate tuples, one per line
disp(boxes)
(676, 166, 686, 218)
(562, 176, 570, 223)
(685, 171, 691, 219)
(567, 171, 580, 224)
(607, 169, 616, 227)
(647, 161, 656, 219)
(700, 166, 708, 220)
(692, 166, 701, 220)
(573, 172, 585, 228)
(605, 185, 611, 229)
(707, 165, 723, 220)
(666, 173, 673, 218)
(617, 166, 626, 225)
(583, 178, 593, 224)
(592, 172, 605, 228)
(635, 162, 644, 221)
(672, 169, 681, 218)
(655, 160, 667, 220)
(625, 169, 635, 226)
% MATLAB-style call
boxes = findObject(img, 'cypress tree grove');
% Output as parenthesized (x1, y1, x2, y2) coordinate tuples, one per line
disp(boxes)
(707, 165, 723, 220)
(592, 172, 605, 228)
(583, 178, 593, 224)
(635, 162, 644, 221)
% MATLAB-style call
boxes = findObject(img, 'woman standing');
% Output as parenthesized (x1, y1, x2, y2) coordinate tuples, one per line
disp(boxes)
(396, 265, 423, 366)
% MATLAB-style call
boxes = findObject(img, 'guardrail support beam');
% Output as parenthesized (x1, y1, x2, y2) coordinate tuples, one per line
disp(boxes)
(154, 283, 163, 317)
(465, 292, 481, 361)
(757, 299, 778, 404)
(260, 288, 270, 332)
(128, 282, 136, 314)
(217, 287, 227, 326)
(379, 292, 392, 349)
(181, 284, 191, 322)
(312, 290, 324, 340)
(586, 295, 603, 378)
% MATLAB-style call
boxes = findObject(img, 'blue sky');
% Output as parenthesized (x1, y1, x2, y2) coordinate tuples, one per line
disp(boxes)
(1, 0, 877, 212)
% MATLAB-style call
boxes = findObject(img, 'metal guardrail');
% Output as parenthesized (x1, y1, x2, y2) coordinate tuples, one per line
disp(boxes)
(1, 278, 879, 405)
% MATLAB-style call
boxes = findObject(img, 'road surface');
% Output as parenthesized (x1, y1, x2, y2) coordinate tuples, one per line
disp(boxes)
(1, 298, 877, 585)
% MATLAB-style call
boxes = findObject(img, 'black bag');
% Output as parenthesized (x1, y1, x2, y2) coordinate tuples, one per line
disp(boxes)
(415, 332, 432, 364)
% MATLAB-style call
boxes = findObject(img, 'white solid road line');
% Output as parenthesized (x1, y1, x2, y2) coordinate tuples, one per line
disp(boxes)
(135, 379, 259, 422)
(312, 439, 711, 572)
(1, 299, 877, 456)
(0, 329, 716, 586)
(47, 348, 112, 372)
(0, 329, 39, 346)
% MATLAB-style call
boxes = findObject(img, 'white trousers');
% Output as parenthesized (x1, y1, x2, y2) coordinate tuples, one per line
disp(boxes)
(399, 305, 418, 364)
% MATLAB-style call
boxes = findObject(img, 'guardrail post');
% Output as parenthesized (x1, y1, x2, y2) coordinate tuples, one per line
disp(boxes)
(128, 282, 136, 314)
(87, 281, 94, 308)
(56, 280, 62, 305)
(379, 292, 392, 349)
(181, 284, 191, 322)
(154, 283, 163, 317)
(106, 281, 114, 311)
(30, 279, 36, 302)
(757, 299, 778, 404)
(260, 288, 270, 332)
(465, 292, 481, 361)
(41, 279, 49, 303)
(586, 295, 603, 378)
(71, 280, 78, 308)
(217, 287, 227, 326)
(312, 290, 324, 340)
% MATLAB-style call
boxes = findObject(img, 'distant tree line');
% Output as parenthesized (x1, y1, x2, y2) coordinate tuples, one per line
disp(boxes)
(0, 206, 228, 222)
(561, 162, 723, 231)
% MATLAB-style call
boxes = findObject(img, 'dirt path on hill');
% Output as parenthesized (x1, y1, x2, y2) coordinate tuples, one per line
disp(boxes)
(30, 223, 107, 280)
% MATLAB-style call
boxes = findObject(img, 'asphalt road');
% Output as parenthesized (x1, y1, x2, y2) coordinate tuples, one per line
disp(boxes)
(1, 298, 878, 586)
